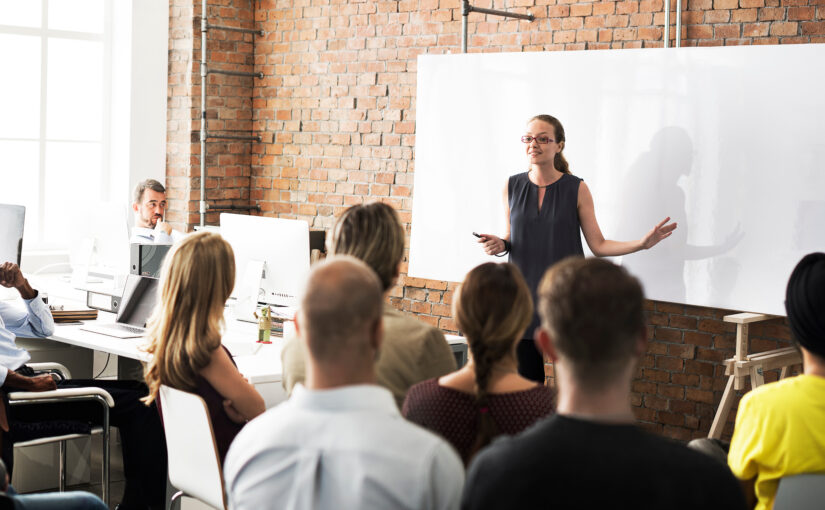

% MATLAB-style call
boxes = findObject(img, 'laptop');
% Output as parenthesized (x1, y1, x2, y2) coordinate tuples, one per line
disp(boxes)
(81, 274, 159, 339)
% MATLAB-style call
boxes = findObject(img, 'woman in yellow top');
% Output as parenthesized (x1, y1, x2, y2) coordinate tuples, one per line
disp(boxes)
(728, 252, 825, 510)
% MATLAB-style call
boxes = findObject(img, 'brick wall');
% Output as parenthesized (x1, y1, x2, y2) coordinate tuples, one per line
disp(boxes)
(167, 0, 819, 439)
(167, 0, 257, 229)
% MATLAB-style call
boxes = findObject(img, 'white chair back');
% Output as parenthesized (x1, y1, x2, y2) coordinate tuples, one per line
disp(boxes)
(773, 473, 825, 510)
(159, 385, 226, 510)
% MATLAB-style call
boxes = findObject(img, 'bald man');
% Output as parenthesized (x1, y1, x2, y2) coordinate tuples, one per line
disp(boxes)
(225, 257, 464, 510)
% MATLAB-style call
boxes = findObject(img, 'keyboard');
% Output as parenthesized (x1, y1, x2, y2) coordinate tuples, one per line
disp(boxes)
(103, 323, 145, 334)
(80, 322, 147, 339)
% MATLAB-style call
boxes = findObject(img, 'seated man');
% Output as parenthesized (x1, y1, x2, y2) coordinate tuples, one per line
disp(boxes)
(281, 202, 456, 409)
(130, 179, 184, 244)
(0, 458, 107, 510)
(462, 257, 745, 509)
(225, 257, 464, 510)
(728, 252, 825, 510)
(0, 262, 166, 510)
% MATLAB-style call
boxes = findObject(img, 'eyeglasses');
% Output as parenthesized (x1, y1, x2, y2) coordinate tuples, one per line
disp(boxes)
(521, 135, 555, 144)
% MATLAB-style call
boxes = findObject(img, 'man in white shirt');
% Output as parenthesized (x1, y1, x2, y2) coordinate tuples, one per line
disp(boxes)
(130, 179, 184, 244)
(224, 257, 464, 510)
(0, 261, 168, 510)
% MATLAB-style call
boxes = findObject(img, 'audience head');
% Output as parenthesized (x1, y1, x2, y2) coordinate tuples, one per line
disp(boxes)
(329, 202, 405, 291)
(298, 256, 384, 377)
(143, 231, 236, 403)
(785, 252, 825, 360)
(133, 179, 167, 228)
(536, 257, 645, 391)
(454, 262, 533, 458)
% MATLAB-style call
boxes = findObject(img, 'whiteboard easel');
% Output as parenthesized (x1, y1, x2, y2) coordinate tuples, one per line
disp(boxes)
(708, 313, 802, 439)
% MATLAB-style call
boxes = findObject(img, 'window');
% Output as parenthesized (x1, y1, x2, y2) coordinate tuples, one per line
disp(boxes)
(0, 0, 112, 252)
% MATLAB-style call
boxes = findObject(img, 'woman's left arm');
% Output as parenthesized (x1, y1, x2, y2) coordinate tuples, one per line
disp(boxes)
(578, 182, 676, 257)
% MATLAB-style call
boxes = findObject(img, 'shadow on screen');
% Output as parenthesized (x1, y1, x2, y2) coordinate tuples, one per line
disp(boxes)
(616, 127, 743, 304)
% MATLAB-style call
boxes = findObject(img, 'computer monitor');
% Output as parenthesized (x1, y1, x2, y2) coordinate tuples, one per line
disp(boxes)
(219, 213, 310, 309)
(0, 204, 25, 267)
(71, 202, 131, 283)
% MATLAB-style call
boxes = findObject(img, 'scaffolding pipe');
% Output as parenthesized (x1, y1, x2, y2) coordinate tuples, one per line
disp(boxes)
(461, 0, 534, 54)
(206, 133, 263, 141)
(207, 23, 264, 36)
(206, 204, 262, 212)
(208, 69, 264, 79)
(675, 0, 682, 47)
(200, 0, 207, 226)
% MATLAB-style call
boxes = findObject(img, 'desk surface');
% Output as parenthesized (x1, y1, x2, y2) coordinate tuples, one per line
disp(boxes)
(35, 272, 465, 387)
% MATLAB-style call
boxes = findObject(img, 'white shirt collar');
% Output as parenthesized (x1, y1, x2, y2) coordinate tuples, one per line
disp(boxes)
(291, 383, 399, 416)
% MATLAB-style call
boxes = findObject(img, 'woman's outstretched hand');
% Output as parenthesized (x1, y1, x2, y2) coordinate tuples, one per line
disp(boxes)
(641, 217, 678, 250)
(478, 233, 507, 256)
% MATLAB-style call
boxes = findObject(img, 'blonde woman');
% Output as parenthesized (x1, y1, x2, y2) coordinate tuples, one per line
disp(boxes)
(402, 262, 554, 464)
(143, 231, 265, 465)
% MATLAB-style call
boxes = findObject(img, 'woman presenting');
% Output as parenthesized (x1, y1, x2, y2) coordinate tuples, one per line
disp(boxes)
(478, 114, 677, 382)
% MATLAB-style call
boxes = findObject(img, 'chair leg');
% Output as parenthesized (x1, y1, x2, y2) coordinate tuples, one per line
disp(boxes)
(170, 490, 184, 510)
(102, 414, 110, 506)
(59, 440, 66, 492)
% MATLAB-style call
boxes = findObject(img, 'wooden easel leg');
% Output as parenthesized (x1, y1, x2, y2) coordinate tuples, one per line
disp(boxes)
(780, 366, 790, 380)
(750, 365, 765, 388)
(709, 376, 736, 439)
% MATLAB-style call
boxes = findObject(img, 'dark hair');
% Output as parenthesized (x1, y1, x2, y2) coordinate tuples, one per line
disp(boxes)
(133, 179, 166, 204)
(330, 202, 405, 291)
(537, 257, 644, 389)
(454, 262, 533, 462)
(785, 252, 825, 359)
(529, 114, 570, 174)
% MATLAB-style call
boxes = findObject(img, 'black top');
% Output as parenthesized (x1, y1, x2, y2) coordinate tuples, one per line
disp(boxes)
(402, 378, 554, 464)
(461, 414, 746, 510)
(194, 345, 245, 466)
(508, 172, 584, 333)
(158, 345, 245, 467)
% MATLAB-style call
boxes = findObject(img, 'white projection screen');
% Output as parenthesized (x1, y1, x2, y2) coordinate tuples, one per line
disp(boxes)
(409, 44, 825, 316)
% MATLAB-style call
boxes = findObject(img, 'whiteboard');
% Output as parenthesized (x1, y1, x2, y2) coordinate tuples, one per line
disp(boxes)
(409, 44, 825, 316)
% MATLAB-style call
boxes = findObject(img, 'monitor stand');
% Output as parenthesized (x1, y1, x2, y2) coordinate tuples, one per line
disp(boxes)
(234, 259, 265, 323)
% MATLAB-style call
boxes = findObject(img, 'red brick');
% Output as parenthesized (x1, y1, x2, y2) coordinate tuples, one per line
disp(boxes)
(802, 21, 825, 33)
(758, 7, 786, 20)
(686, 388, 715, 404)
(744, 21, 771, 35)
(770, 21, 799, 34)
(644, 395, 668, 410)
(789, 6, 815, 19)
(659, 411, 685, 426)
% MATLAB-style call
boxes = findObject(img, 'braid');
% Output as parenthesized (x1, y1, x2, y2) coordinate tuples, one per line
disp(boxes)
(454, 262, 534, 463)
(467, 328, 516, 463)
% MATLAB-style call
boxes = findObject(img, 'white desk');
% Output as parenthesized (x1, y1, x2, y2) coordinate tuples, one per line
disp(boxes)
(49, 314, 289, 408)
(33, 273, 466, 409)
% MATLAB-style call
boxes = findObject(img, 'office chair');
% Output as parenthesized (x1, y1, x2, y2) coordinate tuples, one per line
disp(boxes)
(773, 473, 825, 510)
(158, 385, 225, 510)
(8, 363, 113, 505)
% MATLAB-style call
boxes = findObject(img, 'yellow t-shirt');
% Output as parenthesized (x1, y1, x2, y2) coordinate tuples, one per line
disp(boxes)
(728, 374, 825, 510)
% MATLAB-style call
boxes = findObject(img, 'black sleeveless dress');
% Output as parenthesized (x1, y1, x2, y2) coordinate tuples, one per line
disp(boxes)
(508, 171, 584, 381)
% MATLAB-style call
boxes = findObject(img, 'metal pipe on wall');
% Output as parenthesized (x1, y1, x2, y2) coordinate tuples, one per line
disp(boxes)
(461, 0, 534, 54)
(200, 0, 207, 227)
(675, 0, 682, 47)
(664, 0, 670, 48)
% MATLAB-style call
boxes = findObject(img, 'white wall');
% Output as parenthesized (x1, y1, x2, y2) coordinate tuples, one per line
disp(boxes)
(410, 44, 825, 315)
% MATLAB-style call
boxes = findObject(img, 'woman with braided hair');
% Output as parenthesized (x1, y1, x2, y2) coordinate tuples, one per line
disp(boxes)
(402, 262, 554, 464)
